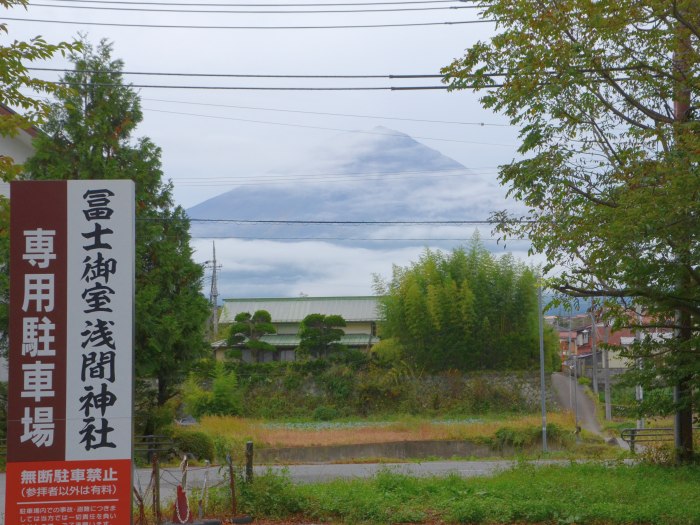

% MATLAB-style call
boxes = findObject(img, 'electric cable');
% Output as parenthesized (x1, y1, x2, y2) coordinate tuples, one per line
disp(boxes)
(28, 2, 475, 13)
(34, 0, 473, 6)
(142, 107, 515, 145)
(52, 82, 452, 90)
(172, 166, 499, 185)
(188, 235, 529, 241)
(3, 16, 495, 28)
(142, 98, 513, 126)
(30, 67, 444, 79)
(182, 218, 517, 224)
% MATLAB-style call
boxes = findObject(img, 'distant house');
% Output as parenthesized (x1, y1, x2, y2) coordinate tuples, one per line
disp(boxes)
(545, 313, 672, 381)
(215, 296, 381, 363)
(0, 102, 38, 183)
(0, 103, 39, 381)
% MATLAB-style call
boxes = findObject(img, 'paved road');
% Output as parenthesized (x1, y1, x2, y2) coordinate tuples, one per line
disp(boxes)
(551, 371, 603, 436)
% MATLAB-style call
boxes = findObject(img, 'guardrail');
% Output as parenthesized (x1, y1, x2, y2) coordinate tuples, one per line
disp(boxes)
(133, 434, 176, 462)
(0, 435, 175, 461)
(620, 427, 699, 453)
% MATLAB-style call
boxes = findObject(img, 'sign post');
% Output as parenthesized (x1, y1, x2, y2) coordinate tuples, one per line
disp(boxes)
(6, 180, 135, 525)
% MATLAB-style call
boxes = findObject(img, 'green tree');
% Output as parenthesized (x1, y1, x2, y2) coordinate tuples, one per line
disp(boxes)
(375, 238, 557, 372)
(443, 0, 699, 460)
(227, 310, 276, 363)
(0, 0, 77, 180)
(23, 39, 210, 428)
(298, 314, 347, 359)
(183, 362, 241, 417)
(0, 0, 78, 355)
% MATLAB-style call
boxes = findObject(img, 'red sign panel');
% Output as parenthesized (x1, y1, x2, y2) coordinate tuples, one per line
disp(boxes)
(8, 181, 67, 462)
(5, 459, 132, 525)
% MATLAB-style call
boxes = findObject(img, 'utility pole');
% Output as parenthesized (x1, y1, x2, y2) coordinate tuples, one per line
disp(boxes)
(589, 309, 599, 395)
(635, 306, 645, 430)
(204, 242, 222, 338)
(569, 311, 580, 440)
(602, 299, 612, 421)
(538, 276, 547, 453)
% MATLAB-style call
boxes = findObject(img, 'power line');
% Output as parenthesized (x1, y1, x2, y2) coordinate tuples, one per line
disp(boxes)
(189, 235, 526, 241)
(143, 98, 512, 127)
(29, 2, 475, 13)
(4, 16, 493, 29)
(35, 0, 471, 6)
(172, 167, 500, 187)
(182, 219, 507, 224)
(142, 107, 515, 145)
(55, 82, 447, 90)
(174, 172, 497, 187)
(174, 166, 498, 181)
(30, 67, 443, 79)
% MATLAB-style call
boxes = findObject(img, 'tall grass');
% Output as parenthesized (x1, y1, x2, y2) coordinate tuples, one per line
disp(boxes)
(198, 463, 700, 524)
(195, 412, 577, 449)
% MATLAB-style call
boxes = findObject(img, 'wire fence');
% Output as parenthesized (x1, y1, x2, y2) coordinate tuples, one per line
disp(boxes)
(131, 436, 254, 524)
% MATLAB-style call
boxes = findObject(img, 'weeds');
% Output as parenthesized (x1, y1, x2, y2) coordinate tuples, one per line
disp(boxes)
(184, 463, 700, 524)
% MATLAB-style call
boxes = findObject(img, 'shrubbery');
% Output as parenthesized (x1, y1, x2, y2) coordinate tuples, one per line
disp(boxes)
(171, 427, 215, 461)
(230, 361, 547, 419)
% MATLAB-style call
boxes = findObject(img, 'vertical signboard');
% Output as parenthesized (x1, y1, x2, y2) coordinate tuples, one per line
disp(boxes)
(6, 180, 135, 525)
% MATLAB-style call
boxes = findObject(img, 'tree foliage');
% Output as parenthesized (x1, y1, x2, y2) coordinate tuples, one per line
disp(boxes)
(443, 0, 699, 457)
(298, 313, 347, 359)
(227, 310, 276, 363)
(0, 0, 78, 180)
(24, 39, 210, 413)
(0, 0, 79, 355)
(375, 239, 558, 372)
(183, 362, 241, 417)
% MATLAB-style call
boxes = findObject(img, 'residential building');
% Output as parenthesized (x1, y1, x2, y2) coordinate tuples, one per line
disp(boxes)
(0, 103, 38, 381)
(546, 312, 672, 382)
(216, 296, 381, 362)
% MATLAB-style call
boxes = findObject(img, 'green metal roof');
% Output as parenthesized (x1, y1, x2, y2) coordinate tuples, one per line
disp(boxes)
(259, 333, 379, 348)
(220, 296, 382, 324)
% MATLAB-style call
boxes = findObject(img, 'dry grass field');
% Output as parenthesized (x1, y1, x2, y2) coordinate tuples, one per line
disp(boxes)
(195, 413, 576, 448)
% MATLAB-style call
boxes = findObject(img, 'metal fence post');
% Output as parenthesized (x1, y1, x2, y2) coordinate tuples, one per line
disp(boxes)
(245, 441, 254, 483)
(152, 452, 161, 524)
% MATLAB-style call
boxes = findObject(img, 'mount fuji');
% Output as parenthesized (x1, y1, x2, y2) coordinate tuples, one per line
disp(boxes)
(185, 127, 527, 298)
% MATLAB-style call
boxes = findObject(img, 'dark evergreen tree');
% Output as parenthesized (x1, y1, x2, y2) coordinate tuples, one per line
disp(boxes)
(24, 39, 210, 426)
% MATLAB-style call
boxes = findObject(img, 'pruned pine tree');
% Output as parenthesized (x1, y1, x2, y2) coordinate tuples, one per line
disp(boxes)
(298, 314, 347, 359)
(227, 310, 277, 363)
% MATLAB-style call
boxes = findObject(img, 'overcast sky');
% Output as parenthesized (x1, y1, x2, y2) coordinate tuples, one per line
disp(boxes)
(7, 1, 540, 298)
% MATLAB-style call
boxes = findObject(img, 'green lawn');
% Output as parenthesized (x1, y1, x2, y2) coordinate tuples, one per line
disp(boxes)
(202, 462, 700, 524)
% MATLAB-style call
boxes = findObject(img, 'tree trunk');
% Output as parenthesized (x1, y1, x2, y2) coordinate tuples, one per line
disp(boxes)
(673, 16, 694, 464)
(675, 309, 694, 462)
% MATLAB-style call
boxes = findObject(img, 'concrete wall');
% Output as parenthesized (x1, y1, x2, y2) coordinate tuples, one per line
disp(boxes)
(256, 439, 539, 463)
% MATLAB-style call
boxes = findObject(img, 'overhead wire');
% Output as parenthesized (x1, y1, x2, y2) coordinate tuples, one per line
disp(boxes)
(172, 166, 500, 186)
(182, 219, 520, 224)
(141, 107, 515, 145)
(3, 17, 494, 29)
(188, 235, 528, 241)
(54, 82, 448, 89)
(142, 98, 513, 126)
(34, 0, 473, 6)
(29, 67, 444, 79)
(28, 2, 476, 12)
